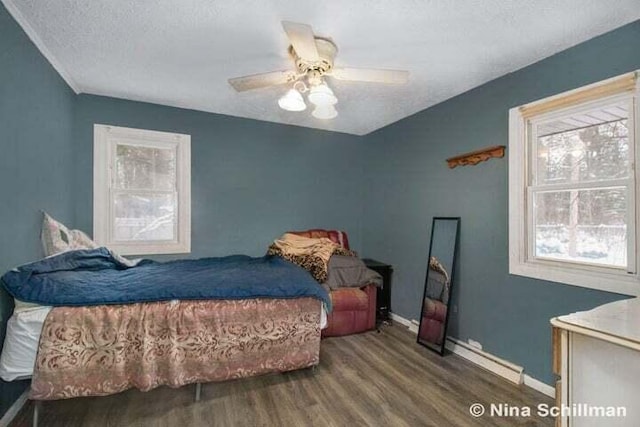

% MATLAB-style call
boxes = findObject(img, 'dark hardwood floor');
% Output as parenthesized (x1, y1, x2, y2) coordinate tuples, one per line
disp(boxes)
(10, 324, 553, 426)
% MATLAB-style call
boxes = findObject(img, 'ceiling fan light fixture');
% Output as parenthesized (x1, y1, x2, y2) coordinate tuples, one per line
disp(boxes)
(312, 104, 338, 120)
(228, 21, 409, 126)
(308, 83, 337, 106)
(278, 88, 306, 111)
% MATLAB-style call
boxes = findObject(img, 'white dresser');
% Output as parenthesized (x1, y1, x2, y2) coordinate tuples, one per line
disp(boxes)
(551, 298, 640, 427)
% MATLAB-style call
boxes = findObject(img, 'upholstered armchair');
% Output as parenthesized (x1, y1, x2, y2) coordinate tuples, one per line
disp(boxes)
(289, 229, 377, 337)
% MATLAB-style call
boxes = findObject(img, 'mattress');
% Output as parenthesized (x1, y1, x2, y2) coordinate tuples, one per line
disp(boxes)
(0, 303, 52, 381)
(0, 300, 327, 382)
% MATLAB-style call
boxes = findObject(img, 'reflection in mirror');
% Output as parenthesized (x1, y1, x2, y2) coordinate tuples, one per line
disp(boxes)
(417, 217, 460, 355)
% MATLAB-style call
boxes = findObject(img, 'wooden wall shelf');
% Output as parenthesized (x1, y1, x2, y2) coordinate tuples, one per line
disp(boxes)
(446, 145, 505, 169)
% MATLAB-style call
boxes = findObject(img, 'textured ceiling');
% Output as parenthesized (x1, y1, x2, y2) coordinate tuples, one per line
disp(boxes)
(4, 1, 640, 135)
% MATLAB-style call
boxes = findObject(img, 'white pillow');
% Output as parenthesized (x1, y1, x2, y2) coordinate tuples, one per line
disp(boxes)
(40, 212, 99, 257)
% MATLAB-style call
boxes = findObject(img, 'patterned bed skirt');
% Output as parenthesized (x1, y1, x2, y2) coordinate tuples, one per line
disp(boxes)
(30, 298, 321, 400)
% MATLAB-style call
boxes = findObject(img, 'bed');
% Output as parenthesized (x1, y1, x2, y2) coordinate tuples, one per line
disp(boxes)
(0, 248, 329, 403)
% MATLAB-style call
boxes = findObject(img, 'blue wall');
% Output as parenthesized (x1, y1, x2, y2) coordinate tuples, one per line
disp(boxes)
(73, 95, 365, 259)
(361, 20, 640, 384)
(0, 3, 76, 415)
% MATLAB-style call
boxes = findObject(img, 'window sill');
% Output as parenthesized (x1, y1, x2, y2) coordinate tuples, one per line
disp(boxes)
(509, 261, 639, 296)
(106, 242, 191, 256)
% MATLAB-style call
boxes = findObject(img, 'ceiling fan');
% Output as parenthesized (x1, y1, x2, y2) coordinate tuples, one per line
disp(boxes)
(228, 21, 409, 120)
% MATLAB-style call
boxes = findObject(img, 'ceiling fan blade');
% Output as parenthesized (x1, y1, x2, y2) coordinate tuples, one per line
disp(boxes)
(228, 70, 297, 92)
(282, 21, 320, 61)
(330, 67, 409, 84)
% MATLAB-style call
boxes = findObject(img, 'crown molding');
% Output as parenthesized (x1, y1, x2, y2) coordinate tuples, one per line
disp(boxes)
(3, 0, 81, 94)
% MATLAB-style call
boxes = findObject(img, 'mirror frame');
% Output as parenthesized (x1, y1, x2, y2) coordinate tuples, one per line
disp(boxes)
(417, 217, 460, 356)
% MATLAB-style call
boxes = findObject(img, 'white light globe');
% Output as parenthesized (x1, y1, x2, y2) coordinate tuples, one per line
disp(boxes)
(312, 105, 338, 120)
(278, 89, 306, 111)
(308, 84, 338, 106)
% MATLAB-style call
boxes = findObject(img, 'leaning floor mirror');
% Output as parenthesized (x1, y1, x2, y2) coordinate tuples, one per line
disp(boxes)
(417, 217, 460, 355)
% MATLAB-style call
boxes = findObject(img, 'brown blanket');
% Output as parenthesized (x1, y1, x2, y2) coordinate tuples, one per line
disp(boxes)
(30, 298, 321, 400)
(267, 233, 356, 283)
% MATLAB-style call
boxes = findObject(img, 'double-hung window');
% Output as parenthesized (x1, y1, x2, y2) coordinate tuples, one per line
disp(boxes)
(93, 124, 191, 255)
(509, 72, 639, 295)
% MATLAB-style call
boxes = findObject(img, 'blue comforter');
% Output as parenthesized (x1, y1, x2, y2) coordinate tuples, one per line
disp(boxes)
(1, 248, 330, 310)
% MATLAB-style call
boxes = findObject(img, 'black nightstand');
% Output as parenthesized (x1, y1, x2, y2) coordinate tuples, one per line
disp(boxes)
(363, 258, 393, 325)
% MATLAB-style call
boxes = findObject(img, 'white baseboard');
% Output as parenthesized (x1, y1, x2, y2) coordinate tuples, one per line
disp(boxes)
(390, 312, 419, 334)
(0, 390, 28, 427)
(445, 337, 524, 384)
(524, 374, 556, 398)
(390, 311, 554, 397)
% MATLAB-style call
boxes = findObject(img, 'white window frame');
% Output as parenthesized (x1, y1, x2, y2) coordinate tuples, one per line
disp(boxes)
(93, 124, 191, 255)
(509, 71, 640, 295)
